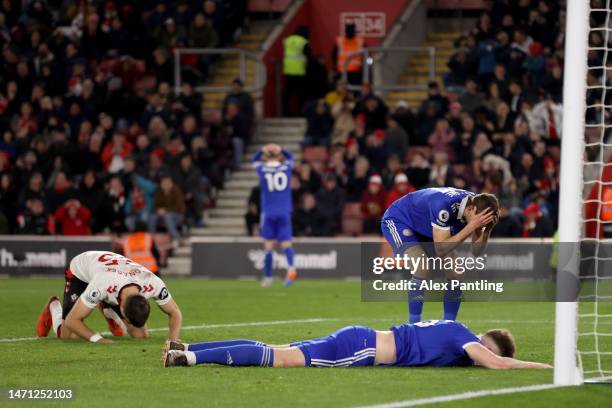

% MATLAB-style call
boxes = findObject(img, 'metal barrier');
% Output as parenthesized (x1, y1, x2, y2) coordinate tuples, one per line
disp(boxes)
(341, 46, 436, 92)
(173, 48, 267, 95)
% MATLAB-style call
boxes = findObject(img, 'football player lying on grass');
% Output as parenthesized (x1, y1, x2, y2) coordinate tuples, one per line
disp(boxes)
(36, 251, 182, 344)
(163, 319, 551, 369)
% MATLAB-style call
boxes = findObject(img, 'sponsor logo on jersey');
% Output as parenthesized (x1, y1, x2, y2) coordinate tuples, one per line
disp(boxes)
(158, 287, 169, 300)
(85, 288, 100, 304)
(402, 229, 412, 236)
(438, 209, 450, 223)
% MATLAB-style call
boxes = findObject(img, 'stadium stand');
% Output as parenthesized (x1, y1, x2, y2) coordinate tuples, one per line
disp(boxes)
(0, 1, 256, 268)
(241, 0, 564, 238)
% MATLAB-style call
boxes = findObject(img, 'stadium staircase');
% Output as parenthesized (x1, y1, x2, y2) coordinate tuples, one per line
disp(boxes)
(164, 118, 306, 275)
(202, 20, 276, 110)
(385, 31, 460, 109)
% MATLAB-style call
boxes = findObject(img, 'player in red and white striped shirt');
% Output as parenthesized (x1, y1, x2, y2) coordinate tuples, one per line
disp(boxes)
(36, 251, 182, 344)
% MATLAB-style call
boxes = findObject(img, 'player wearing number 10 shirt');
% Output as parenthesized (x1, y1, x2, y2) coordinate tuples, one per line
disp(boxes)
(253, 144, 297, 287)
(36, 251, 182, 344)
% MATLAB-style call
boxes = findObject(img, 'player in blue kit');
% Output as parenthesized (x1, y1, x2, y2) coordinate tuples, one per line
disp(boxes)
(381, 187, 499, 324)
(162, 319, 551, 369)
(253, 143, 297, 287)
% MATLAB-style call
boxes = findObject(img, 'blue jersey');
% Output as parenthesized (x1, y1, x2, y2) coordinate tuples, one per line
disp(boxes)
(253, 149, 293, 216)
(383, 187, 475, 239)
(390, 320, 480, 367)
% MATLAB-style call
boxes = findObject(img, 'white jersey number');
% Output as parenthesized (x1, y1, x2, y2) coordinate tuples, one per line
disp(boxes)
(264, 172, 288, 192)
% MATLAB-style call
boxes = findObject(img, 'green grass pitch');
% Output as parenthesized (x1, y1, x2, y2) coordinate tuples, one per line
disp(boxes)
(1, 278, 611, 407)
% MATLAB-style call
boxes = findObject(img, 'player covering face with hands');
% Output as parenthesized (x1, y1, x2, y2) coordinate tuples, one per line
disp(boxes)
(36, 251, 182, 343)
(162, 320, 551, 370)
(381, 187, 499, 323)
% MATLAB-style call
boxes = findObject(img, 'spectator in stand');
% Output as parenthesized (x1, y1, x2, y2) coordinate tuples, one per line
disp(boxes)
(384, 115, 409, 161)
(222, 79, 254, 133)
(176, 153, 204, 227)
(293, 193, 327, 237)
(101, 132, 134, 173)
(155, 18, 185, 53)
(420, 82, 449, 116)
(224, 102, 251, 170)
(315, 173, 345, 236)
(303, 99, 333, 146)
(325, 80, 351, 108)
(245, 185, 260, 237)
(522, 202, 554, 237)
(45, 171, 77, 214)
(54, 198, 92, 236)
(356, 96, 388, 133)
(0, 173, 18, 233)
(385, 173, 415, 209)
(346, 156, 370, 202)
(125, 174, 156, 232)
(330, 99, 356, 145)
(18, 172, 46, 213)
(189, 12, 218, 49)
(17, 197, 50, 235)
(107, 175, 127, 233)
(148, 174, 185, 248)
(77, 169, 108, 233)
(428, 118, 456, 160)
(406, 152, 430, 189)
(429, 151, 451, 187)
(459, 78, 484, 114)
(360, 174, 386, 234)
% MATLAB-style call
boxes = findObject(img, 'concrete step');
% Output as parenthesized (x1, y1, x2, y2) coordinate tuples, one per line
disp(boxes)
(192, 226, 246, 236)
(230, 172, 258, 181)
(240, 33, 266, 41)
(225, 179, 258, 189)
(174, 245, 192, 257)
(256, 134, 304, 144)
(218, 188, 251, 199)
(259, 118, 307, 126)
(208, 207, 246, 217)
(204, 217, 245, 227)
(246, 142, 300, 154)
(216, 197, 249, 208)
(163, 256, 191, 276)
(259, 126, 305, 135)
(236, 42, 260, 51)
(386, 90, 428, 99)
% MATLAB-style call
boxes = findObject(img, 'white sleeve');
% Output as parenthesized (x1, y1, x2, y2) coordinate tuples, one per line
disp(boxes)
(150, 275, 172, 306)
(79, 277, 107, 309)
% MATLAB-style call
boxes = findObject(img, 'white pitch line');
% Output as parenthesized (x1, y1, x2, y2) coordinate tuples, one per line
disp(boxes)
(353, 384, 569, 408)
(0, 317, 340, 343)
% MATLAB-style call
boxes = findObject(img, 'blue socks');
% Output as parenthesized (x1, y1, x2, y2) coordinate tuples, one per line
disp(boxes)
(284, 247, 295, 268)
(263, 250, 273, 277)
(187, 339, 267, 352)
(192, 344, 274, 367)
(408, 276, 425, 323)
(443, 279, 462, 321)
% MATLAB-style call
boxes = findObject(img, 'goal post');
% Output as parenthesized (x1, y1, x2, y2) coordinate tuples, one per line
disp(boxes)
(553, 0, 589, 386)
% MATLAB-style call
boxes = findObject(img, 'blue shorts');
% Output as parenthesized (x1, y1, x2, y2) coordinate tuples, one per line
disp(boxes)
(381, 217, 433, 255)
(291, 326, 376, 367)
(261, 214, 292, 241)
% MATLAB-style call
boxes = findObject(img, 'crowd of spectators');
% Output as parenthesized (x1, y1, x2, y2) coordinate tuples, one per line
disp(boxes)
(0, 1, 254, 245)
(247, 0, 577, 238)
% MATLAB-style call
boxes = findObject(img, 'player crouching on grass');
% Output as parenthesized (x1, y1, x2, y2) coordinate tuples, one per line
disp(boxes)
(162, 319, 551, 369)
(36, 251, 182, 344)
(253, 143, 297, 287)
(381, 187, 499, 324)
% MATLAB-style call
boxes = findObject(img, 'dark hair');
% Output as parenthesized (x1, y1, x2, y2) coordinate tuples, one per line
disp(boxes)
(470, 193, 499, 214)
(484, 329, 516, 358)
(123, 294, 150, 328)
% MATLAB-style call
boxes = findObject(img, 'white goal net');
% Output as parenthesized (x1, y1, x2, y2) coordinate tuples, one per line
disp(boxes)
(576, 0, 612, 383)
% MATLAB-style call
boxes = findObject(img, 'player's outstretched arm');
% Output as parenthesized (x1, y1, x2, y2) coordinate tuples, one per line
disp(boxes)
(464, 343, 552, 369)
(159, 299, 182, 341)
(64, 299, 112, 343)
